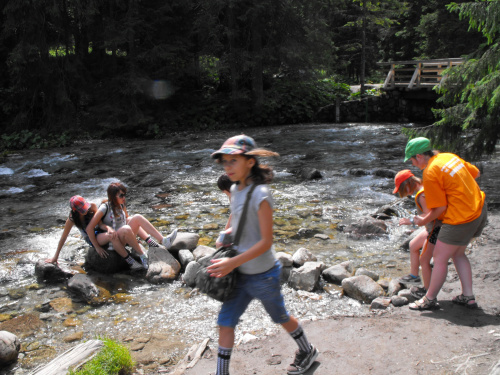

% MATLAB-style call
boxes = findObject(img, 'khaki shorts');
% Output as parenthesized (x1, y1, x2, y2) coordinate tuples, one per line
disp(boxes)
(438, 203, 488, 246)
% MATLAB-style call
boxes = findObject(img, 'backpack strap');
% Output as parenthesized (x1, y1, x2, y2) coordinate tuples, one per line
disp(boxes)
(232, 184, 257, 246)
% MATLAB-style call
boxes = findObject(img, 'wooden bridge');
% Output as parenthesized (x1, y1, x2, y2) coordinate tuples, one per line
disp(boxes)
(378, 58, 464, 90)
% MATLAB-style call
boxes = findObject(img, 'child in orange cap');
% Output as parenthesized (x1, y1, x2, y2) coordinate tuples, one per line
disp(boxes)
(394, 169, 442, 299)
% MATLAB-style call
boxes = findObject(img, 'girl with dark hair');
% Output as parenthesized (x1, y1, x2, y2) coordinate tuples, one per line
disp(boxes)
(46, 196, 106, 264)
(209, 135, 318, 375)
(86, 182, 177, 270)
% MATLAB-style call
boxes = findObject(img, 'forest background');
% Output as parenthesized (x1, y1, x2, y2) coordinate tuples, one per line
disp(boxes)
(0, 0, 498, 157)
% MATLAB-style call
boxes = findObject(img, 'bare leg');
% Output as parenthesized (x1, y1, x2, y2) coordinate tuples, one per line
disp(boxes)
(409, 229, 427, 276)
(419, 241, 434, 290)
(117, 225, 145, 255)
(96, 232, 129, 258)
(451, 245, 473, 296)
(282, 315, 299, 333)
(426, 240, 460, 300)
(127, 215, 163, 242)
(218, 326, 235, 348)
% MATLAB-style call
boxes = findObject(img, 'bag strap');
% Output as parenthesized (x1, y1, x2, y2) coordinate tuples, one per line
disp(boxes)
(232, 184, 257, 246)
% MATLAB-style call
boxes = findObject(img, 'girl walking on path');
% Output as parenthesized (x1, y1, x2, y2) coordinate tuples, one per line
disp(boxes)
(393, 169, 442, 298)
(86, 182, 177, 270)
(208, 135, 318, 375)
(403, 137, 487, 311)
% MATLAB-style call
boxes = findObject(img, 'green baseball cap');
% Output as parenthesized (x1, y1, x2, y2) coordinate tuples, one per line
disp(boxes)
(404, 137, 432, 162)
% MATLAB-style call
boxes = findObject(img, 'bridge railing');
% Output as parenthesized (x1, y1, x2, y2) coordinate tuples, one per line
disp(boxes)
(378, 58, 464, 90)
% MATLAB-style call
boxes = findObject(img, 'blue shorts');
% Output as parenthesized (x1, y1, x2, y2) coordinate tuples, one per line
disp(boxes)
(217, 261, 290, 328)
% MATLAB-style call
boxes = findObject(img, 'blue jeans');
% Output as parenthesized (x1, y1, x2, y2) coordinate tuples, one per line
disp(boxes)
(217, 261, 290, 328)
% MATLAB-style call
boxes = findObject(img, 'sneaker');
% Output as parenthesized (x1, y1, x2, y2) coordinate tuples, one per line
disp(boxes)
(400, 274, 421, 283)
(126, 257, 143, 271)
(410, 286, 427, 299)
(162, 228, 178, 249)
(140, 255, 149, 270)
(286, 345, 319, 375)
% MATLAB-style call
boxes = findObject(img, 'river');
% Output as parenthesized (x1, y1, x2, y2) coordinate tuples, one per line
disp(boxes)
(0, 123, 497, 372)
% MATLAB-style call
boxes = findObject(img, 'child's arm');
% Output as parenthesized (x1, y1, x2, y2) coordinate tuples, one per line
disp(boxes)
(46, 218, 74, 264)
(414, 206, 446, 227)
(208, 200, 273, 278)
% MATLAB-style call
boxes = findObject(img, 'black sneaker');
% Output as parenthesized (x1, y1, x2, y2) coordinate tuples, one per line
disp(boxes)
(410, 286, 427, 299)
(286, 345, 319, 375)
(400, 274, 421, 283)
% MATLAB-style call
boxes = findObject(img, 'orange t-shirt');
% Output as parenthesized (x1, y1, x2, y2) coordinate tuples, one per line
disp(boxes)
(423, 153, 485, 225)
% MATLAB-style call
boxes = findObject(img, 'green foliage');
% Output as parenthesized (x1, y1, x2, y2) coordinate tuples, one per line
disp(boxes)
(0, 130, 73, 151)
(69, 338, 135, 375)
(424, 0, 500, 158)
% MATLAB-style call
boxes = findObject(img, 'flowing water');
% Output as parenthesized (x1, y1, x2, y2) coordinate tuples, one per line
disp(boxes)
(0, 123, 497, 371)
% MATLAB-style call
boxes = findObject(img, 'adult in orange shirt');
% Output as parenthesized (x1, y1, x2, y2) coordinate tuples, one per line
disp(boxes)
(403, 137, 487, 311)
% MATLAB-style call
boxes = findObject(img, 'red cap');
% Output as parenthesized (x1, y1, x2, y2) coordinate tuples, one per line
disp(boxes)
(393, 170, 414, 194)
(70, 195, 90, 214)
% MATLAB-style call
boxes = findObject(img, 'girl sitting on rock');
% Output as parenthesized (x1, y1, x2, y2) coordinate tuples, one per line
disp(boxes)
(393, 169, 442, 299)
(86, 182, 177, 270)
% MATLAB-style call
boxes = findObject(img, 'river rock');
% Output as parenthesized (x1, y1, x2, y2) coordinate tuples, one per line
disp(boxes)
(398, 289, 416, 301)
(370, 297, 391, 310)
(343, 216, 388, 238)
(348, 168, 370, 176)
(178, 249, 194, 269)
(192, 245, 216, 261)
(0, 314, 44, 338)
(183, 261, 202, 288)
(288, 262, 324, 292)
(387, 278, 403, 296)
(373, 168, 396, 178)
(292, 248, 317, 267)
(169, 232, 200, 252)
(298, 168, 323, 180)
(146, 247, 181, 284)
(391, 295, 408, 307)
(0, 331, 20, 365)
(341, 275, 385, 304)
(275, 252, 293, 267)
(67, 274, 99, 302)
(355, 268, 379, 281)
(34, 260, 73, 283)
(322, 263, 353, 284)
(84, 248, 129, 274)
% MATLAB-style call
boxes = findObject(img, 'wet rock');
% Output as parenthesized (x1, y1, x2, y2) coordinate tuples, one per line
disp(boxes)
(288, 262, 324, 292)
(146, 247, 181, 284)
(348, 168, 370, 176)
(314, 234, 330, 240)
(0, 314, 44, 339)
(84, 248, 129, 274)
(355, 268, 379, 281)
(298, 168, 323, 180)
(192, 245, 216, 261)
(297, 228, 318, 238)
(182, 261, 201, 288)
(178, 250, 194, 269)
(371, 297, 391, 310)
(49, 297, 74, 313)
(63, 331, 83, 343)
(67, 274, 99, 302)
(343, 216, 388, 238)
(322, 263, 353, 284)
(341, 275, 385, 304)
(292, 248, 317, 267)
(7, 289, 26, 300)
(169, 232, 200, 252)
(391, 295, 408, 307)
(34, 260, 73, 283)
(275, 252, 293, 267)
(34, 300, 52, 313)
(0, 331, 20, 365)
(323, 284, 343, 298)
(373, 168, 396, 178)
(387, 279, 403, 296)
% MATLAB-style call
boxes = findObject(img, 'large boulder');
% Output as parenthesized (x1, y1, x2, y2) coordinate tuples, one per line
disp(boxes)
(192, 245, 216, 261)
(178, 249, 194, 269)
(342, 217, 388, 238)
(288, 262, 325, 292)
(169, 232, 200, 252)
(67, 274, 99, 302)
(84, 248, 129, 274)
(322, 263, 353, 284)
(146, 247, 181, 284)
(341, 275, 385, 304)
(183, 261, 202, 288)
(292, 248, 317, 267)
(0, 331, 20, 365)
(34, 260, 73, 283)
